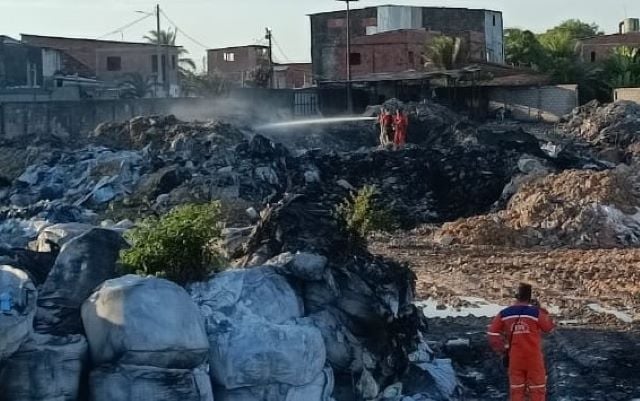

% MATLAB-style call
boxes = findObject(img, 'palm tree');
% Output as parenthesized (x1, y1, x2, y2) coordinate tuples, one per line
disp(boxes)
(181, 71, 230, 97)
(424, 36, 462, 70)
(119, 73, 154, 98)
(144, 28, 196, 74)
(604, 46, 640, 88)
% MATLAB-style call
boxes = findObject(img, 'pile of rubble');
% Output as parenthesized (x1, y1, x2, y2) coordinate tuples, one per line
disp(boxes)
(436, 165, 640, 248)
(561, 100, 640, 163)
(1, 111, 552, 246)
(91, 115, 247, 151)
(0, 197, 461, 401)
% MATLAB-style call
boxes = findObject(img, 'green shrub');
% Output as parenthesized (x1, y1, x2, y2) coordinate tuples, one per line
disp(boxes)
(120, 202, 226, 285)
(336, 185, 395, 240)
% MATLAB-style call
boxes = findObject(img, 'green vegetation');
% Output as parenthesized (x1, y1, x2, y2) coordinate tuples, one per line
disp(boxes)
(424, 36, 464, 70)
(119, 73, 155, 99)
(336, 185, 395, 241)
(120, 202, 226, 285)
(503, 19, 640, 102)
(144, 28, 196, 80)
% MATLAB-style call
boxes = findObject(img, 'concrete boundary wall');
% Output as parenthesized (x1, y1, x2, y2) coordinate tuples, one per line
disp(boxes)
(614, 88, 640, 104)
(488, 84, 579, 122)
(0, 89, 294, 141)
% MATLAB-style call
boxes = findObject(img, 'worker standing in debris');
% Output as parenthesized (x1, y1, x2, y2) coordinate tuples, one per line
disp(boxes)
(378, 108, 394, 148)
(487, 283, 555, 401)
(393, 108, 409, 150)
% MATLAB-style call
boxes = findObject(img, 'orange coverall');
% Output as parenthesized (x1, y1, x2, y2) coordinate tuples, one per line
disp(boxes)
(393, 113, 408, 147)
(487, 303, 555, 401)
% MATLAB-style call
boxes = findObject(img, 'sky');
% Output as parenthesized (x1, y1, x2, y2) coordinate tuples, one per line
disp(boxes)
(1, 0, 638, 71)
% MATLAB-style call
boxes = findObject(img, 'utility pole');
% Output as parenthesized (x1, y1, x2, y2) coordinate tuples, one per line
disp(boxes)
(156, 4, 162, 97)
(265, 28, 274, 89)
(337, 0, 358, 113)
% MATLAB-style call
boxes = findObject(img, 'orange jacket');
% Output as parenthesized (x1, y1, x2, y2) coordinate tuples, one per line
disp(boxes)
(379, 114, 393, 127)
(394, 114, 408, 132)
(487, 303, 555, 364)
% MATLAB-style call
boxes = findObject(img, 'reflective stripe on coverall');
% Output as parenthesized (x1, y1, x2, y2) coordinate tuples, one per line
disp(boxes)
(487, 303, 555, 401)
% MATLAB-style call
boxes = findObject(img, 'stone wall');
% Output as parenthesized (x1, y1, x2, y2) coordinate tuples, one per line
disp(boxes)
(0, 89, 295, 141)
(488, 84, 579, 122)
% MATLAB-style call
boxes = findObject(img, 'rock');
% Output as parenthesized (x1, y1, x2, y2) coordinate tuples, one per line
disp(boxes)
(35, 228, 127, 335)
(0, 333, 88, 401)
(0, 265, 37, 361)
(82, 275, 209, 369)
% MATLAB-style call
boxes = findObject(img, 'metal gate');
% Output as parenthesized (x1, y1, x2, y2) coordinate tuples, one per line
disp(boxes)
(294, 90, 319, 116)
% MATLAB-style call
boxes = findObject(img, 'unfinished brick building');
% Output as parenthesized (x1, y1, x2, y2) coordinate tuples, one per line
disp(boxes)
(309, 5, 504, 82)
(578, 18, 640, 63)
(20, 35, 180, 96)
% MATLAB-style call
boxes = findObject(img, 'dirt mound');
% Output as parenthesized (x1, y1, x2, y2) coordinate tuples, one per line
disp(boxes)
(436, 166, 640, 247)
(561, 101, 640, 162)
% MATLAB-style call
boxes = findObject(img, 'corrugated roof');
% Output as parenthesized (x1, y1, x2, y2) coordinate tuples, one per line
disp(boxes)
(320, 64, 550, 87)
(21, 34, 180, 48)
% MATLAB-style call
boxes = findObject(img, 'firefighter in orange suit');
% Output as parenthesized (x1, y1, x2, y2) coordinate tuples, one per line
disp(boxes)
(393, 108, 408, 150)
(487, 283, 555, 401)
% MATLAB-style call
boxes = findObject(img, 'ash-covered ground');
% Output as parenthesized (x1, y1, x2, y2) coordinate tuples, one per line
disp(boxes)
(1, 99, 640, 400)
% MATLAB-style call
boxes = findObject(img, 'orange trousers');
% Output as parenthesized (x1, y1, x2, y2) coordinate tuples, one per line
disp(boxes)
(509, 359, 546, 401)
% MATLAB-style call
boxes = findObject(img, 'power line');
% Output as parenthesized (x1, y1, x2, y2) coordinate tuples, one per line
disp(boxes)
(272, 36, 292, 63)
(96, 14, 153, 40)
(160, 10, 210, 49)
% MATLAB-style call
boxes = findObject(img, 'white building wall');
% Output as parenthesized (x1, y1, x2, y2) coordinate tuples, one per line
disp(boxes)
(376, 6, 422, 34)
(484, 11, 504, 63)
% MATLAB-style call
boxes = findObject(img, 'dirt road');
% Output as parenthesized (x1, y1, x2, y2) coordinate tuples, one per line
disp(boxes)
(370, 229, 640, 399)
(370, 229, 640, 327)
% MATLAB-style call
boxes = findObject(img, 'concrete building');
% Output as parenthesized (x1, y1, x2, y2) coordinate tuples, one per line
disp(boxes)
(0, 36, 43, 88)
(309, 5, 504, 82)
(207, 45, 270, 86)
(274, 63, 312, 89)
(21, 35, 181, 96)
(578, 18, 640, 63)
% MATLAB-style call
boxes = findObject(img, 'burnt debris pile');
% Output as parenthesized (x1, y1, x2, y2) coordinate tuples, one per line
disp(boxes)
(561, 100, 640, 164)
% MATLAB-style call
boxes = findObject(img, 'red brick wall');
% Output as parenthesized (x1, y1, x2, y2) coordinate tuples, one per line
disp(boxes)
(20, 35, 179, 86)
(207, 46, 269, 84)
(275, 63, 312, 88)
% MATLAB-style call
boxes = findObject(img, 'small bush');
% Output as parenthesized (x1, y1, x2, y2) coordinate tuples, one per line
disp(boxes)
(336, 185, 395, 240)
(120, 202, 226, 285)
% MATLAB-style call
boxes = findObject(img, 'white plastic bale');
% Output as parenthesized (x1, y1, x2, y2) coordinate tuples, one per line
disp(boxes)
(214, 368, 334, 401)
(89, 364, 213, 401)
(82, 275, 209, 369)
(208, 319, 326, 390)
(0, 265, 37, 361)
(0, 333, 88, 401)
(189, 266, 303, 324)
